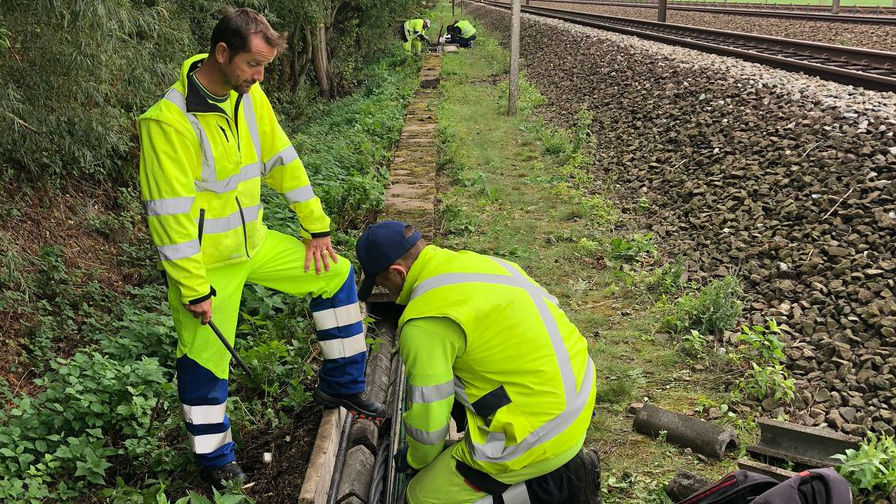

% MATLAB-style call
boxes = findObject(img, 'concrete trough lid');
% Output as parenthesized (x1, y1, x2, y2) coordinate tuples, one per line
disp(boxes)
(746, 418, 861, 468)
(299, 407, 348, 504)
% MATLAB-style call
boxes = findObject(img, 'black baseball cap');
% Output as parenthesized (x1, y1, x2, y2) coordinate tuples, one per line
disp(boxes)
(356, 220, 421, 301)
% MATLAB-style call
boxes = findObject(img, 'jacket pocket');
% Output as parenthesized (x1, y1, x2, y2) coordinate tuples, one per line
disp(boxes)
(235, 196, 250, 259)
(197, 208, 206, 245)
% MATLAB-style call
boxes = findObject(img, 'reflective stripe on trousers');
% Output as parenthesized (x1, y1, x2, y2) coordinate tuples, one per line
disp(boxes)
(311, 264, 367, 395)
(176, 354, 235, 468)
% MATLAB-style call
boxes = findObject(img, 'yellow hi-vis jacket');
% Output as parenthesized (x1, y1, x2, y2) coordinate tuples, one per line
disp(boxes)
(455, 20, 476, 38)
(138, 54, 330, 303)
(404, 19, 427, 41)
(396, 246, 596, 476)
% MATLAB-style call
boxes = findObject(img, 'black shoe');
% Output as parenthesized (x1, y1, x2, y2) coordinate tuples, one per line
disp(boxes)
(563, 448, 601, 504)
(202, 461, 254, 489)
(313, 388, 385, 419)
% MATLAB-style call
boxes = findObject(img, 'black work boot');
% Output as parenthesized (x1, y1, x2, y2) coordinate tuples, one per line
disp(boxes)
(563, 448, 601, 504)
(313, 388, 385, 420)
(202, 461, 254, 489)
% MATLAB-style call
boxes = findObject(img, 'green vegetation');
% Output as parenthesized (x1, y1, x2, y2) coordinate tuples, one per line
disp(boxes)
(661, 276, 743, 335)
(834, 433, 896, 499)
(433, 12, 739, 502)
(0, 33, 419, 502)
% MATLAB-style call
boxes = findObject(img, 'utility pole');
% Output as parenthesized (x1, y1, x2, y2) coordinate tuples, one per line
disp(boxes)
(508, 0, 521, 115)
(831, 0, 840, 14)
(658, 0, 668, 22)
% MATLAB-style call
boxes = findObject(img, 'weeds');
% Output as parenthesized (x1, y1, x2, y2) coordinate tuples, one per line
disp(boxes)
(834, 433, 896, 498)
(736, 319, 786, 364)
(608, 234, 656, 265)
(661, 276, 743, 335)
(732, 363, 795, 403)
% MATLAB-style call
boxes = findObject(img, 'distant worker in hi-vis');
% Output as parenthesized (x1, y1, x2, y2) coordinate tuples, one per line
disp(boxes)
(355, 220, 601, 504)
(401, 18, 432, 55)
(446, 20, 477, 48)
(137, 7, 384, 488)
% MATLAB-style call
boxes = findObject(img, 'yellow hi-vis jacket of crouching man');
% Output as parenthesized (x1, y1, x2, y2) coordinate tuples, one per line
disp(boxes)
(396, 246, 597, 502)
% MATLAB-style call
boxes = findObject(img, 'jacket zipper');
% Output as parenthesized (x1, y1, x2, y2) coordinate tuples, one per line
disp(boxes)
(197, 209, 206, 245)
(235, 196, 250, 259)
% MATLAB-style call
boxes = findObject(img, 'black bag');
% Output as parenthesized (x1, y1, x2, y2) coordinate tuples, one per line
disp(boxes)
(753, 469, 852, 504)
(676, 468, 853, 504)
(676, 470, 779, 504)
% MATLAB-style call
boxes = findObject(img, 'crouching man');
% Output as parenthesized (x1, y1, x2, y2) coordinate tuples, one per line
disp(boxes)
(355, 221, 601, 504)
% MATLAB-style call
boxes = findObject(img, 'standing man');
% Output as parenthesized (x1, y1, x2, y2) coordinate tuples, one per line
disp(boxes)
(356, 221, 601, 504)
(401, 18, 431, 54)
(446, 20, 477, 48)
(138, 8, 384, 487)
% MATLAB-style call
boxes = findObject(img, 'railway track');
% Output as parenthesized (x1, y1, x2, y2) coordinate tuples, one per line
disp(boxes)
(476, 0, 896, 91)
(511, 0, 896, 25)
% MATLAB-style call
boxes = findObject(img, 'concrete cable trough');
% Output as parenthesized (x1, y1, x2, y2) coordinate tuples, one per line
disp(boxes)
(299, 51, 443, 504)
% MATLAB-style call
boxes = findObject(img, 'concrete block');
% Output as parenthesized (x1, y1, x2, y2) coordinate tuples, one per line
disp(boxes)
(337, 445, 375, 503)
(299, 407, 347, 504)
(350, 418, 379, 452)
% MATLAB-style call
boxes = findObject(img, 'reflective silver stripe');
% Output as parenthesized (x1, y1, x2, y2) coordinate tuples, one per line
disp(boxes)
(242, 93, 262, 165)
(455, 377, 473, 410)
(473, 497, 494, 504)
(409, 262, 573, 402)
(263, 145, 300, 176)
(491, 257, 574, 403)
(405, 421, 450, 445)
(157, 239, 200, 261)
(165, 88, 217, 185)
(502, 483, 531, 504)
(145, 196, 194, 216)
(195, 162, 261, 194)
(318, 332, 367, 360)
(409, 380, 455, 404)
(182, 403, 227, 425)
(284, 185, 316, 205)
(466, 358, 595, 464)
(199, 204, 260, 234)
(189, 428, 233, 454)
(312, 303, 363, 331)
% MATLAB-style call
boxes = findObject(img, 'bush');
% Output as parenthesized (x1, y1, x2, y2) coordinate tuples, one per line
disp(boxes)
(833, 433, 896, 497)
(662, 276, 743, 335)
(608, 234, 656, 265)
(0, 352, 179, 502)
(736, 319, 786, 365)
(733, 363, 795, 403)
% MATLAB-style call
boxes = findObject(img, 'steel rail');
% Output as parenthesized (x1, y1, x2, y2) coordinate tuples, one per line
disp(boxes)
(512, 0, 896, 24)
(477, 0, 896, 91)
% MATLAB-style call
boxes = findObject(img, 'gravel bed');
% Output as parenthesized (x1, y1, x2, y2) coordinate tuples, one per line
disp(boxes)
(529, 1, 896, 52)
(470, 2, 896, 437)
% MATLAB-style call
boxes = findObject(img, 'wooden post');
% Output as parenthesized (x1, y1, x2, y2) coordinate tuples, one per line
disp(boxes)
(658, 0, 668, 22)
(831, 0, 840, 14)
(508, 0, 521, 116)
(453, 0, 456, 17)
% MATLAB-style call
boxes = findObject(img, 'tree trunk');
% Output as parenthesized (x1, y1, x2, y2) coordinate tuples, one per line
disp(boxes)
(286, 23, 313, 92)
(312, 22, 331, 99)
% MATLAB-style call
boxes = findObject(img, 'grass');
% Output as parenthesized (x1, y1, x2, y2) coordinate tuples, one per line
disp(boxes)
(433, 8, 755, 501)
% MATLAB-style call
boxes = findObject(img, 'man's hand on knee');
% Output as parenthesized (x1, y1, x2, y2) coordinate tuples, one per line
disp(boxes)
(184, 299, 213, 325)
(304, 236, 339, 274)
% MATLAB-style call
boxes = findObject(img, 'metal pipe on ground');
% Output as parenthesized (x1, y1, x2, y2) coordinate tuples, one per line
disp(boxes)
(633, 404, 738, 460)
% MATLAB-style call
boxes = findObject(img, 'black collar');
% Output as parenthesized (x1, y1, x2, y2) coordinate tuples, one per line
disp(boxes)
(185, 59, 228, 114)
